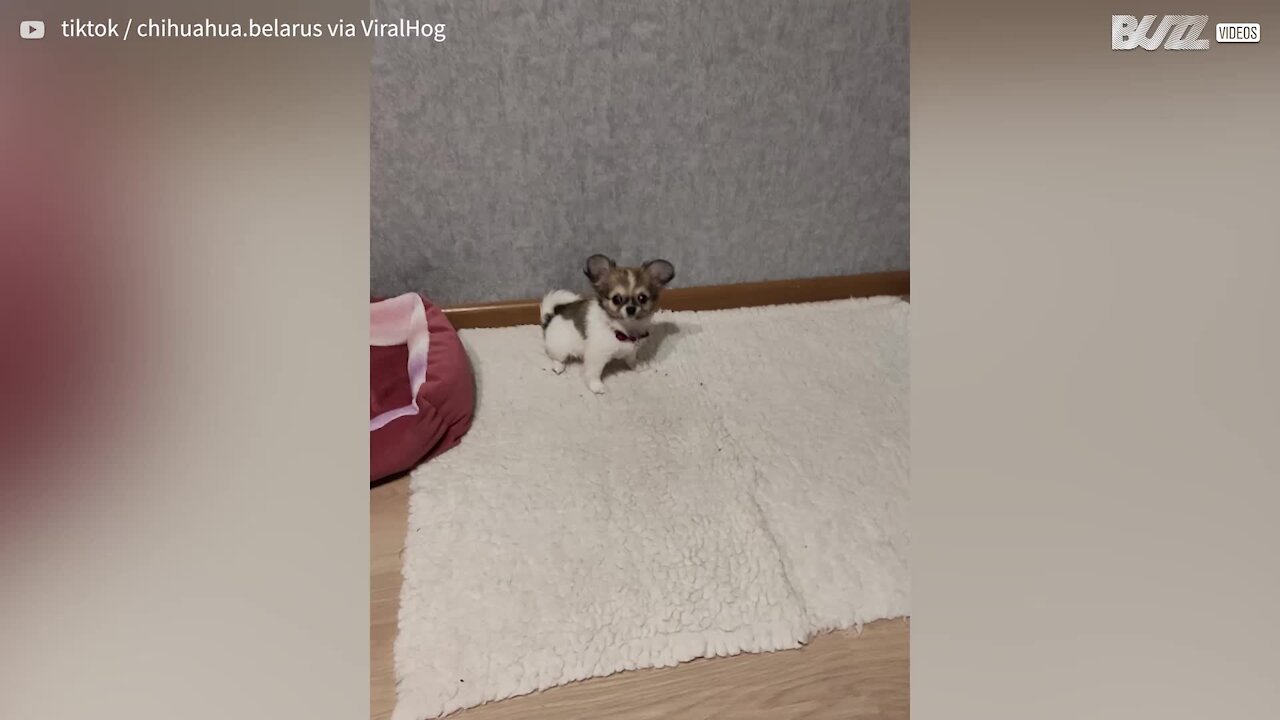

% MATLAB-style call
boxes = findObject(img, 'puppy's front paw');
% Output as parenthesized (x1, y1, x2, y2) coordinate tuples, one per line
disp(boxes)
(551, 361, 566, 375)
(587, 379, 606, 395)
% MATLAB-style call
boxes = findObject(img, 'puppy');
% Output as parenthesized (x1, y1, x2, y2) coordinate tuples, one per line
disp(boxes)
(540, 254, 676, 394)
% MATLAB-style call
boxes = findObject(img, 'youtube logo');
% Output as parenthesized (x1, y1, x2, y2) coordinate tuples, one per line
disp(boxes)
(20, 20, 45, 39)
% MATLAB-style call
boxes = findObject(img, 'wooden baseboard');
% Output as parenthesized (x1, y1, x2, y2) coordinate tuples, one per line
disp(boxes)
(444, 270, 909, 330)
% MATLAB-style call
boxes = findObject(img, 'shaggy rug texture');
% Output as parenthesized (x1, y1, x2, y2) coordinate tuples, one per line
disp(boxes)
(393, 297, 909, 720)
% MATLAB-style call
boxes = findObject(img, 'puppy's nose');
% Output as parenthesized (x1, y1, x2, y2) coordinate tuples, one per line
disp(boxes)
(625, 305, 637, 316)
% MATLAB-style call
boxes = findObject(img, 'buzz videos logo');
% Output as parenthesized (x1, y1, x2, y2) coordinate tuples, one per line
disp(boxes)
(1112, 15, 1209, 50)
(1112, 15, 1261, 50)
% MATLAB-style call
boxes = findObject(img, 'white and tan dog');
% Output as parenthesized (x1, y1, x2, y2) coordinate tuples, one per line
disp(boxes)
(540, 254, 676, 394)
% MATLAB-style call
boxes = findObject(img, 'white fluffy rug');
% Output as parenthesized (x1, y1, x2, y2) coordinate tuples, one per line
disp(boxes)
(393, 297, 910, 720)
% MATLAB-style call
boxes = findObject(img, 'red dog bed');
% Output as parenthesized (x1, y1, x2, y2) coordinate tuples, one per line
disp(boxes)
(370, 293, 474, 483)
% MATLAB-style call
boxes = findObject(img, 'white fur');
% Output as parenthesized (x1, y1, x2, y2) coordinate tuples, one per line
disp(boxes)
(392, 297, 910, 720)
(540, 290, 649, 394)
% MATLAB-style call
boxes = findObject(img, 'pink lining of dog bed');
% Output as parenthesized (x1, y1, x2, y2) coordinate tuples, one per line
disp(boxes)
(370, 294, 431, 432)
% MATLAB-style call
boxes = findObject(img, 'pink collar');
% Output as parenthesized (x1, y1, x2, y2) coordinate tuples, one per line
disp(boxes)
(614, 330, 650, 343)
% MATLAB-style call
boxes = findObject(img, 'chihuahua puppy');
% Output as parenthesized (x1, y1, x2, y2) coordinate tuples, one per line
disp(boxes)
(540, 254, 676, 394)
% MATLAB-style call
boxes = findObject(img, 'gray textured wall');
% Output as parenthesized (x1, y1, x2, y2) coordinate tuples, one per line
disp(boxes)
(371, 0, 908, 305)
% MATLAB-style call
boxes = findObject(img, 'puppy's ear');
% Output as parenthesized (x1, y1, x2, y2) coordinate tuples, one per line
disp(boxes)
(584, 254, 616, 285)
(642, 259, 675, 287)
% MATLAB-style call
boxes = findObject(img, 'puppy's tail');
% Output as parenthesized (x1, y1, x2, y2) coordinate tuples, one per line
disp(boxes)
(539, 289, 581, 329)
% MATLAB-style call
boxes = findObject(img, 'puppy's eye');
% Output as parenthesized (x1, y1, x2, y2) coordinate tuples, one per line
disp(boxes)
(611, 294, 623, 306)
(637, 294, 648, 304)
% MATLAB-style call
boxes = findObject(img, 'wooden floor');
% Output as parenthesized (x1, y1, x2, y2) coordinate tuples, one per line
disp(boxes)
(372, 478, 909, 720)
